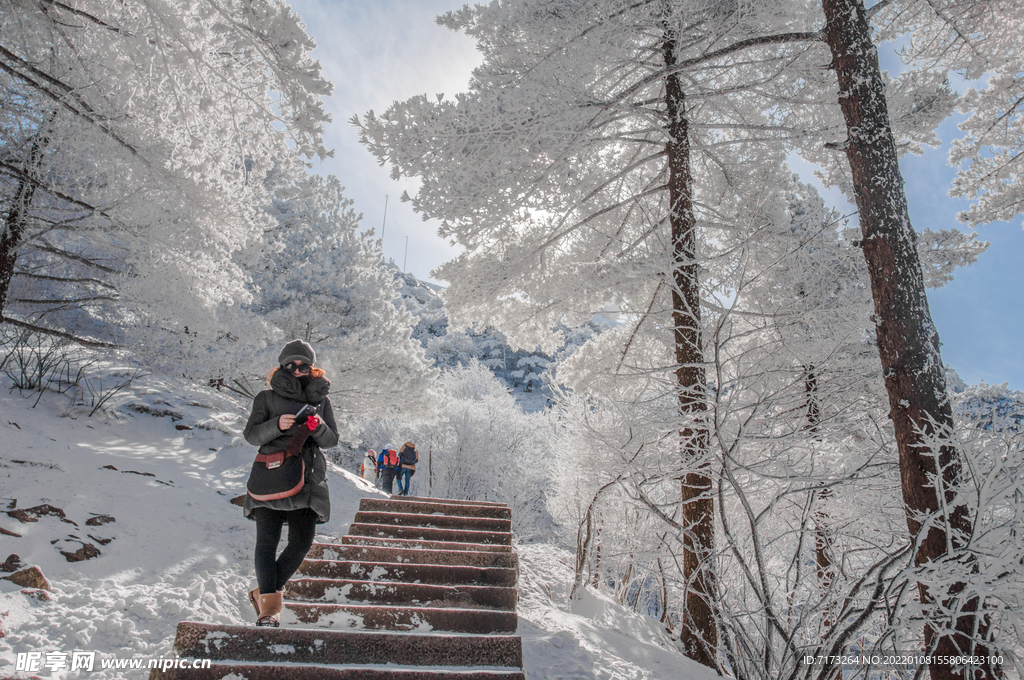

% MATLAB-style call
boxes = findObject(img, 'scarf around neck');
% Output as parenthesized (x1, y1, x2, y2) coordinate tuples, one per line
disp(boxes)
(270, 369, 330, 405)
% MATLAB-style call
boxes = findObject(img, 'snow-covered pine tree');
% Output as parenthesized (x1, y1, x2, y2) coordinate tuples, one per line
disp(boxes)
(844, 10, 1024, 661)
(873, 0, 1024, 229)
(243, 170, 437, 436)
(554, 175, 987, 679)
(810, 2, 1004, 674)
(0, 0, 331, 362)
(356, 0, 845, 665)
(357, 0, 1004, 669)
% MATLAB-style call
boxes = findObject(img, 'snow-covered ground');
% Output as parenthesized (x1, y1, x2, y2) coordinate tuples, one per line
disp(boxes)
(0, 368, 710, 679)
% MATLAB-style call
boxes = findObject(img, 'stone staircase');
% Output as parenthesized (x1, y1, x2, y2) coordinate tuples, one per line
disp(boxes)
(152, 496, 524, 679)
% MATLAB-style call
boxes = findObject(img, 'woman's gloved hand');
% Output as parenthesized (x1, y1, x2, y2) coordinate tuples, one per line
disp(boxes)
(305, 415, 321, 431)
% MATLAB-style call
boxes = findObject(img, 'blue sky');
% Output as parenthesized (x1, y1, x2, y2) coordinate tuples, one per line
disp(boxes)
(288, 0, 1023, 390)
(893, 115, 1023, 391)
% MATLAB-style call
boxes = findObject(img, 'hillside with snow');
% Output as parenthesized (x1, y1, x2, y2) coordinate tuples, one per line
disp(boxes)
(3, 1, 1024, 678)
(0, 366, 708, 680)
(391, 264, 613, 411)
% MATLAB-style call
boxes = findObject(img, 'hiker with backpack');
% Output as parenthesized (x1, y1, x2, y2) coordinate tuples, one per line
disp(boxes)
(360, 449, 377, 483)
(242, 339, 338, 627)
(377, 446, 400, 494)
(396, 441, 419, 496)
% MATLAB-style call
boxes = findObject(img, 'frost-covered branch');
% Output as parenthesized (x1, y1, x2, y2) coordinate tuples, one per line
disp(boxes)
(1, 314, 119, 348)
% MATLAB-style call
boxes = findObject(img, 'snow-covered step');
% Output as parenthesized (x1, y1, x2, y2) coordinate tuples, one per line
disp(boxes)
(281, 602, 517, 633)
(296, 558, 517, 587)
(341, 535, 512, 553)
(154, 496, 524, 679)
(360, 497, 512, 520)
(284, 577, 518, 610)
(307, 542, 518, 569)
(164, 622, 523, 667)
(153, 663, 525, 680)
(353, 510, 512, 533)
(348, 522, 513, 546)
(397, 495, 509, 508)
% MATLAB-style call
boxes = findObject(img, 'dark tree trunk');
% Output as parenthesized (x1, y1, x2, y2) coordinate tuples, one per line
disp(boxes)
(805, 367, 837, 629)
(814, 497, 835, 629)
(820, 1, 995, 678)
(0, 125, 51, 322)
(663, 27, 718, 670)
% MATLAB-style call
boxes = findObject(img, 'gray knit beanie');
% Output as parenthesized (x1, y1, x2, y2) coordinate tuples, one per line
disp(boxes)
(278, 339, 316, 366)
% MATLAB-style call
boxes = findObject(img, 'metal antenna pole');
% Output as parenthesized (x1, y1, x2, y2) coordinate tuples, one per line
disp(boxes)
(403, 236, 409, 273)
(380, 195, 388, 246)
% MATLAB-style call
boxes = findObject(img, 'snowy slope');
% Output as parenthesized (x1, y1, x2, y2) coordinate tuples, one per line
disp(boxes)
(0, 369, 710, 680)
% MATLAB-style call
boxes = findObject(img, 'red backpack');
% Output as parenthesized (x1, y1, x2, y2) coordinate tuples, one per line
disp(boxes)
(380, 449, 399, 469)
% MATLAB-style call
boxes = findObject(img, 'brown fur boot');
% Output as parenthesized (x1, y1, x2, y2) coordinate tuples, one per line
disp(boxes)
(256, 592, 282, 627)
(248, 588, 261, 617)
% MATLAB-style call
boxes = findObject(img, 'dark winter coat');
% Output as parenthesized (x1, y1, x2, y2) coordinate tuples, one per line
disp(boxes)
(242, 369, 339, 523)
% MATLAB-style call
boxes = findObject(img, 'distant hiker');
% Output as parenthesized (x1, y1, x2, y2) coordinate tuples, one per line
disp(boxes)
(378, 445, 399, 495)
(242, 339, 338, 627)
(360, 449, 377, 482)
(396, 441, 419, 496)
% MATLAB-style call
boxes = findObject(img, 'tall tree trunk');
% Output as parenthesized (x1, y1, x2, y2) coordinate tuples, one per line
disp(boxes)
(0, 120, 52, 322)
(814, 491, 836, 630)
(819, 2, 995, 678)
(658, 555, 674, 631)
(591, 523, 603, 589)
(663, 26, 718, 670)
(805, 366, 836, 629)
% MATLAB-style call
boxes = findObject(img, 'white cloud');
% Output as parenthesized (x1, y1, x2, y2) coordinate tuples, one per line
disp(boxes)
(288, 0, 482, 283)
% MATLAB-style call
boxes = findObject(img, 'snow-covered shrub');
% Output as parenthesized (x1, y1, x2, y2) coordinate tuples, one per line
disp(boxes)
(890, 393, 1024, 671)
(1, 331, 92, 398)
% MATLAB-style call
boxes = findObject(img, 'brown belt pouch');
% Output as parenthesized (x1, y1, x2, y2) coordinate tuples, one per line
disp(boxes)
(247, 449, 305, 501)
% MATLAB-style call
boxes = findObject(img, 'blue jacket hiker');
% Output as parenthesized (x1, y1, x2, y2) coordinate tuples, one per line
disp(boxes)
(377, 446, 400, 495)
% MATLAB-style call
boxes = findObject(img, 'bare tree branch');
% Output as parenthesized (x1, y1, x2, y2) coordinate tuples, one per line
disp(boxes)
(0, 160, 115, 218)
(30, 241, 123, 275)
(13, 295, 118, 304)
(0, 314, 119, 348)
(37, 0, 134, 35)
(13, 271, 119, 290)
(0, 46, 141, 158)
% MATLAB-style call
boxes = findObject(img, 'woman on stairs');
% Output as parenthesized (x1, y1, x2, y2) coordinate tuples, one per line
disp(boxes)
(242, 339, 338, 627)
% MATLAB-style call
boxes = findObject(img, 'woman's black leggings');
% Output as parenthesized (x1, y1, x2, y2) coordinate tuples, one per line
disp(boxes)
(253, 507, 318, 594)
